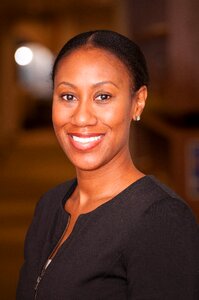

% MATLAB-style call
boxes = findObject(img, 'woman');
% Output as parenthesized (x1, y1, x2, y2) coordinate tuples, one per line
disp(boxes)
(17, 30, 199, 299)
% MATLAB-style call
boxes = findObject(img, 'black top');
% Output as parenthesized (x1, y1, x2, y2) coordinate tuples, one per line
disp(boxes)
(17, 175, 199, 299)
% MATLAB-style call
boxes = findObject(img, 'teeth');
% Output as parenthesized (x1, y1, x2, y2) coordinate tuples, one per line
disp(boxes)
(72, 135, 102, 144)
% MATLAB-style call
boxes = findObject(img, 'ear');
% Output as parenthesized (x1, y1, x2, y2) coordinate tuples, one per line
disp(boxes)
(131, 85, 148, 121)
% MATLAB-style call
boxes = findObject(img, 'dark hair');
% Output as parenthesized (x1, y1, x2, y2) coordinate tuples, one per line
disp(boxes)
(52, 30, 149, 91)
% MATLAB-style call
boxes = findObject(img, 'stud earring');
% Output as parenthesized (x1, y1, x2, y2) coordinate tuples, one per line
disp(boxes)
(135, 116, 141, 121)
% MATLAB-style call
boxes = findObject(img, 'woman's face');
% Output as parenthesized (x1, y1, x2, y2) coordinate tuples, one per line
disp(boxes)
(52, 47, 143, 171)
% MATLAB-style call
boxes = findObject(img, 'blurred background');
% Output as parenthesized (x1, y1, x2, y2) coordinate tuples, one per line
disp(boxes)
(0, 0, 199, 299)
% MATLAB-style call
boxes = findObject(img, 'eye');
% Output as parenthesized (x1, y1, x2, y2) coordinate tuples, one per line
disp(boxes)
(61, 93, 76, 102)
(95, 93, 111, 102)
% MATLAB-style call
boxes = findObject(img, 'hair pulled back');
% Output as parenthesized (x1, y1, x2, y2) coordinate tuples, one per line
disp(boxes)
(52, 30, 149, 91)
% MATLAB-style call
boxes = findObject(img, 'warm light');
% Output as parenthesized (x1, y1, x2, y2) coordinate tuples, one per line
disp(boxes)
(14, 46, 33, 66)
(14, 43, 54, 99)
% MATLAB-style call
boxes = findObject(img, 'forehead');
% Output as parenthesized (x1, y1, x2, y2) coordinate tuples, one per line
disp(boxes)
(55, 46, 132, 81)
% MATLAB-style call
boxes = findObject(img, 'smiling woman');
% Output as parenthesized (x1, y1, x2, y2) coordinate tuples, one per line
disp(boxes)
(52, 46, 144, 171)
(17, 30, 199, 300)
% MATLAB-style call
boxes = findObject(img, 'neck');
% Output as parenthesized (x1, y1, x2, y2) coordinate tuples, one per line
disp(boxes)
(74, 148, 144, 206)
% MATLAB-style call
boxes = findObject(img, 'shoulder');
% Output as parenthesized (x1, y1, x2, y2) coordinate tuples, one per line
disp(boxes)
(127, 175, 198, 244)
(141, 176, 197, 225)
(23, 179, 76, 249)
(33, 178, 76, 218)
(120, 175, 199, 246)
(123, 176, 199, 260)
(123, 177, 199, 298)
(122, 175, 196, 221)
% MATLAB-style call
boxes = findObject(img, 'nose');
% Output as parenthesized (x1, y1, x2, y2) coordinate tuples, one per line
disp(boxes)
(71, 100, 97, 127)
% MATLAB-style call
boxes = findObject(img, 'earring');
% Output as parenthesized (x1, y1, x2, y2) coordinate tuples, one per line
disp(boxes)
(135, 116, 141, 121)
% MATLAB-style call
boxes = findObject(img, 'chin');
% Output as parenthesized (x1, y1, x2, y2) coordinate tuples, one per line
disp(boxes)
(62, 146, 108, 172)
(73, 159, 103, 172)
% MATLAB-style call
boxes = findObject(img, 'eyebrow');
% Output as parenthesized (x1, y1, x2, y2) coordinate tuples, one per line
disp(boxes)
(93, 81, 119, 89)
(56, 82, 76, 89)
(56, 81, 119, 89)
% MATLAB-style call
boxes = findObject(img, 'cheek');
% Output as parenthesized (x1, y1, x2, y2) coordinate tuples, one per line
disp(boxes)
(52, 103, 69, 128)
(99, 102, 132, 128)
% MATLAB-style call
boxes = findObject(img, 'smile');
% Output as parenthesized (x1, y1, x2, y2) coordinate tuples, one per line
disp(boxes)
(72, 135, 102, 144)
(68, 134, 104, 150)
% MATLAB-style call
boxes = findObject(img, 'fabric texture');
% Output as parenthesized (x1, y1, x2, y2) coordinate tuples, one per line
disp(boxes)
(17, 175, 199, 299)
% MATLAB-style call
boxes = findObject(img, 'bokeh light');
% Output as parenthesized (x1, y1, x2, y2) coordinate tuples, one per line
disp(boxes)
(14, 46, 33, 66)
(14, 43, 54, 99)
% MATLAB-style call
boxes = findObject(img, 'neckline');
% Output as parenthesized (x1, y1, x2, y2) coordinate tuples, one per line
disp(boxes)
(61, 175, 152, 218)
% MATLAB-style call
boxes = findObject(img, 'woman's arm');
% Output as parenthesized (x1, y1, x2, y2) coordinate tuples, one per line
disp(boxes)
(125, 197, 199, 299)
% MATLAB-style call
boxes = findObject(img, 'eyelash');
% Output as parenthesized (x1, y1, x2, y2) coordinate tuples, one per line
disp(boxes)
(60, 93, 112, 103)
(95, 93, 111, 102)
(61, 94, 76, 102)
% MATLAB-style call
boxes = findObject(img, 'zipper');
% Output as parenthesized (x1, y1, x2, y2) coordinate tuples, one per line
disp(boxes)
(34, 215, 71, 299)
(34, 259, 50, 300)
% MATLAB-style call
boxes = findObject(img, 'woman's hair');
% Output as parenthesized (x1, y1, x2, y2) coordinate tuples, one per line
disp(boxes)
(52, 30, 149, 91)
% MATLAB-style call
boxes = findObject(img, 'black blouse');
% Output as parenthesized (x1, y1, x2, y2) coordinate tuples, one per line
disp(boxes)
(17, 176, 199, 299)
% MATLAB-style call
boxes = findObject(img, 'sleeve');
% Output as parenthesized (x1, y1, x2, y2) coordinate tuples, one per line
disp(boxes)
(125, 197, 199, 300)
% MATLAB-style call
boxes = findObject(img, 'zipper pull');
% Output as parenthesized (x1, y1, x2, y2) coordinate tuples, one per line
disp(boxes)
(34, 276, 42, 291)
(34, 259, 51, 294)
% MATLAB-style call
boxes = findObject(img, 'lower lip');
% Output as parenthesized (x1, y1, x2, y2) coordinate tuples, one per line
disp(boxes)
(68, 135, 104, 151)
